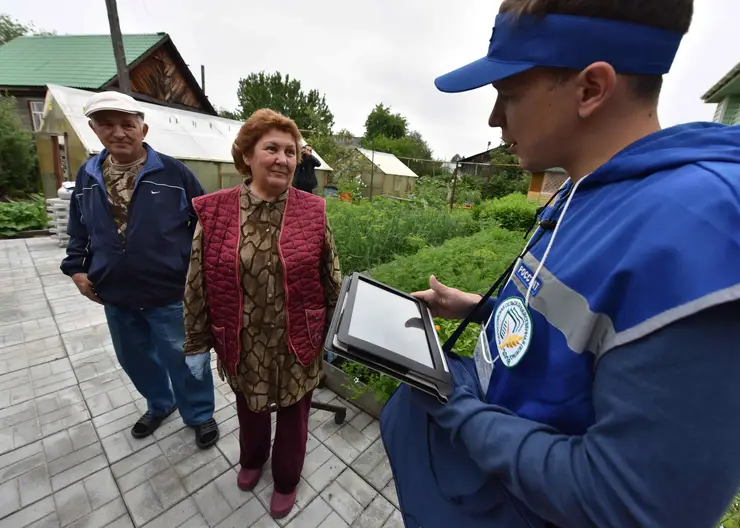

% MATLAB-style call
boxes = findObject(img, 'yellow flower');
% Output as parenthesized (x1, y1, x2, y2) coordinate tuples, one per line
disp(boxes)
(435, 325, 441, 332)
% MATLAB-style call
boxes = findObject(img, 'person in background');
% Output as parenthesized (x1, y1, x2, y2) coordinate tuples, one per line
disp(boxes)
(61, 91, 219, 449)
(293, 144, 321, 193)
(380, 1, 740, 527)
(182, 108, 342, 519)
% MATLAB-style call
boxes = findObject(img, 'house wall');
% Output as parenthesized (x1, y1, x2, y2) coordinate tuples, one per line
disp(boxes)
(714, 95, 740, 125)
(329, 150, 416, 197)
(35, 95, 90, 197)
(527, 170, 568, 204)
(527, 172, 545, 202)
(314, 169, 331, 193)
(4, 89, 47, 132)
(180, 160, 242, 193)
(127, 46, 207, 112)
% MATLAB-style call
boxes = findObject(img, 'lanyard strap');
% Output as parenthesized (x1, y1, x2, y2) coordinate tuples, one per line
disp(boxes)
(441, 188, 569, 354)
(442, 260, 516, 353)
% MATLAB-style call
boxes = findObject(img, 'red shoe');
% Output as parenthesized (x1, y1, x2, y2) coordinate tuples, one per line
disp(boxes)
(237, 468, 262, 491)
(270, 488, 297, 519)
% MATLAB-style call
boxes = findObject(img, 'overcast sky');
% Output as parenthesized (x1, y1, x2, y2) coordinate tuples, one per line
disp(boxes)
(5, 0, 739, 160)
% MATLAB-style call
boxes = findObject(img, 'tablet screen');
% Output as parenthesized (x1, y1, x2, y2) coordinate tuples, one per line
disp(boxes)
(346, 278, 436, 369)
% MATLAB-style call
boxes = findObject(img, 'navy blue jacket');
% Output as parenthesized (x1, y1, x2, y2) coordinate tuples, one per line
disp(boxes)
(60, 144, 205, 309)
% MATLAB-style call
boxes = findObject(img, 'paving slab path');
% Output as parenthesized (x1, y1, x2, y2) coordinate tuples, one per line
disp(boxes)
(0, 237, 402, 528)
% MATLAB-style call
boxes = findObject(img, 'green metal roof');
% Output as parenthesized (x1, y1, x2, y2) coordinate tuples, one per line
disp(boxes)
(0, 33, 166, 88)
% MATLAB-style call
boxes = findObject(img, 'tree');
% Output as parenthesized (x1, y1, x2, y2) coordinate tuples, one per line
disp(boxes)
(304, 131, 343, 167)
(231, 71, 334, 134)
(364, 104, 407, 141)
(460, 143, 530, 199)
(0, 14, 54, 45)
(451, 154, 462, 163)
(216, 107, 241, 121)
(0, 95, 38, 197)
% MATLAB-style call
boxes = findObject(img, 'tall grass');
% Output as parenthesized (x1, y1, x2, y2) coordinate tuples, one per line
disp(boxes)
(327, 198, 478, 274)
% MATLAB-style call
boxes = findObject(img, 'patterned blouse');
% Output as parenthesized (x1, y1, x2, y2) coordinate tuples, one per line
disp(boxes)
(183, 183, 343, 413)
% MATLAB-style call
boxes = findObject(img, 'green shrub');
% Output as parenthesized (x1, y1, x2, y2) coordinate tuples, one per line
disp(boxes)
(339, 226, 525, 402)
(474, 193, 539, 231)
(720, 493, 740, 528)
(410, 176, 482, 207)
(369, 225, 524, 295)
(0, 195, 48, 236)
(327, 197, 478, 274)
(0, 95, 39, 198)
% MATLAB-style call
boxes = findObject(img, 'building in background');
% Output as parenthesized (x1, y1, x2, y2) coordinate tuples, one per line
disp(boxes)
(527, 167, 568, 204)
(330, 148, 419, 197)
(0, 32, 216, 134)
(37, 85, 332, 197)
(702, 61, 740, 125)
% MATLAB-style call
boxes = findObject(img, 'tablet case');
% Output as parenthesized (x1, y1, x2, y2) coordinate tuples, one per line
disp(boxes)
(324, 273, 453, 403)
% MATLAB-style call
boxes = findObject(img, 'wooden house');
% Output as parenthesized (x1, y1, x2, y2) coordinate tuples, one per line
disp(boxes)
(702, 62, 740, 125)
(0, 32, 216, 134)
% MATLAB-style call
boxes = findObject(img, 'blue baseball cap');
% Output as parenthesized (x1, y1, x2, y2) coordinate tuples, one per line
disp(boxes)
(435, 13, 684, 93)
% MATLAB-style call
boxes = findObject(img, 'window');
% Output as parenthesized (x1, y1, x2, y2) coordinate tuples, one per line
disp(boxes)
(30, 100, 45, 131)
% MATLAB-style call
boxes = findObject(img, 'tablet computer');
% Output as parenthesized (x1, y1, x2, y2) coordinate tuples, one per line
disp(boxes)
(324, 273, 453, 402)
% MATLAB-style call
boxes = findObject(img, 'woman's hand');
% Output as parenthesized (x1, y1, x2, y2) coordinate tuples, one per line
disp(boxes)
(412, 275, 481, 320)
(185, 351, 211, 380)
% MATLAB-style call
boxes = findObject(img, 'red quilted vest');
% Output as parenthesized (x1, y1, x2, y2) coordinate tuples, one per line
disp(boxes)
(192, 186, 326, 376)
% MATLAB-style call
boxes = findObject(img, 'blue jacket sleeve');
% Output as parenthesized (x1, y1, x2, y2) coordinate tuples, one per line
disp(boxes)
(434, 301, 740, 528)
(60, 170, 90, 277)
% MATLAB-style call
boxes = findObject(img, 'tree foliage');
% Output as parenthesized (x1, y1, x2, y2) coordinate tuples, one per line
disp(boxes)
(231, 71, 334, 134)
(364, 103, 407, 141)
(0, 95, 38, 197)
(0, 14, 54, 45)
(360, 104, 441, 176)
(216, 107, 241, 121)
(459, 143, 530, 200)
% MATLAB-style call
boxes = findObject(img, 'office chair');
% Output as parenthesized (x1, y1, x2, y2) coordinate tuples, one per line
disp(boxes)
(267, 368, 347, 425)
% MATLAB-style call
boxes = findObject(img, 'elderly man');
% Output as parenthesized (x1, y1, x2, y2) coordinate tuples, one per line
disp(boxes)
(60, 91, 219, 449)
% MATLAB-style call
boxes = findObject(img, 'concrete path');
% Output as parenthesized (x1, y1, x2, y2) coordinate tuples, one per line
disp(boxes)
(0, 238, 402, 528)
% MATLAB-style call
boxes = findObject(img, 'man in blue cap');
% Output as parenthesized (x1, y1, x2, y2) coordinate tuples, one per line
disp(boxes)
(380, 1, 740, 527)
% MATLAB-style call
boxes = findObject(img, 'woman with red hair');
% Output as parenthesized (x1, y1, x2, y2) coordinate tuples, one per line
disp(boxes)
(183, 108, 342, 519)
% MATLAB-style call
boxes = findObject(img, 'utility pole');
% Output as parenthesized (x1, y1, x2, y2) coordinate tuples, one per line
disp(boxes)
(105, 0, 131, 94)
(369, 148, 375, 199)
(449, 161, 460, 210)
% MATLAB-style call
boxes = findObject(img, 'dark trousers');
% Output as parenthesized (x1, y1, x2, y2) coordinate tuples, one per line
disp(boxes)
(235, 390, 313, 494)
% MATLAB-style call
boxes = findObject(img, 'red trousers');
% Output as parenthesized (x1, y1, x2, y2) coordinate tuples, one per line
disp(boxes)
(234, 390, 313, 494)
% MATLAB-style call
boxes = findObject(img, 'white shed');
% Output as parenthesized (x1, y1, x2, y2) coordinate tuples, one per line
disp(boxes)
(348, 148, 419, 196)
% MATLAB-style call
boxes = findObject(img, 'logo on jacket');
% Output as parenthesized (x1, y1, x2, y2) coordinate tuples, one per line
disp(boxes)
(494, 297, 533, 368)
(514, 262, 541, 296)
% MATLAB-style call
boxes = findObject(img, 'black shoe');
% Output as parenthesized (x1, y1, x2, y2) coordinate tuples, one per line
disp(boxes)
(131, 405, 178, 439)
(192, 417, 220, 449)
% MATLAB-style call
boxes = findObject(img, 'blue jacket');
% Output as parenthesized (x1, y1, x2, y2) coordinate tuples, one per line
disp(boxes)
(60, 144, 205, 309)
(380, 122, 740, 528)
